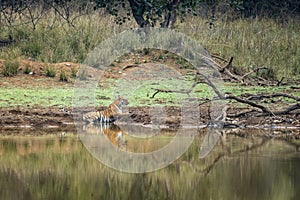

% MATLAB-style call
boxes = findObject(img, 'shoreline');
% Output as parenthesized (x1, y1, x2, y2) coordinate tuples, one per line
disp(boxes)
(0, 106, 299, 140)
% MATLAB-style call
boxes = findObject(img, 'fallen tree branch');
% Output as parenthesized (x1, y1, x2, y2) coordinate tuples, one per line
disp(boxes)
(276, 77, 285, 86)
(261, 103, 300, 116)
(151, 81, 203, 98)
(226, 95, 272, 113)
(211, 54, 228, 63)
(248, 93, 300, 101)
(227, 109, 258, 118)
(122, 64, 141, 71)
(219, 57, 233, 73)
(215, 57, 242, 82)
(151, 54, 299, 118)
(241, 66, 268, 81)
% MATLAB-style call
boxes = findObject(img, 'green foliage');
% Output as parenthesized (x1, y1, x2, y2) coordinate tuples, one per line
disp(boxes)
(71, 68, 77, 78)
(21, 41, 42, 59)
(93, 0, 198, 27)
(59, 70, 68, 82)
(24, 64, 32, 74)
(45, 66, 56, 77)
(2, 60, 19, 77)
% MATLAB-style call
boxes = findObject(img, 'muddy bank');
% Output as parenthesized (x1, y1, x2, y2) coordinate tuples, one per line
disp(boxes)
(0, 106, 299, 137)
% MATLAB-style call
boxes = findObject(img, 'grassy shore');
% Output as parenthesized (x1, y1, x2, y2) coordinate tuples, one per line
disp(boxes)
(0, 11, 299, 80)
(0, 75, 298, 108)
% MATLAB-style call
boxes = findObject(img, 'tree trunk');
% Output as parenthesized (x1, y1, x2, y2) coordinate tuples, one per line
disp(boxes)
(128, 0, 148, 27)
(161, 0, 178, 28)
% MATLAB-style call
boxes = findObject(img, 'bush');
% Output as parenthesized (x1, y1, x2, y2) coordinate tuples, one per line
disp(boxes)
(24, 64, 32, 74)
(71, 68, 77, 78)
(59, 70, 68, 82)
(22, 41, 42, 59)
(45, 66, 56, 77)
(2, 60, 19, 77)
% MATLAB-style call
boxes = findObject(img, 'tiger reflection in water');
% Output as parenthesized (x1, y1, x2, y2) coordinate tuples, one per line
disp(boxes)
(82, 97, 129, 149)
(83, 123, 127, 149)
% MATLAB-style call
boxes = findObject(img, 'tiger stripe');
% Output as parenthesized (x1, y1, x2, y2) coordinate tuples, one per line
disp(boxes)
(83, 97, 129, 124)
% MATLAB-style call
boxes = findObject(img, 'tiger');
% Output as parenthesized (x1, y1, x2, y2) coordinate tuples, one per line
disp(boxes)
(83, 123, 127, 149)
(83, 97, 129, 124)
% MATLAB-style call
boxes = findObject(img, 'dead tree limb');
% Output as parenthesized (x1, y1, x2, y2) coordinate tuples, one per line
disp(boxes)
(262, 103, 300, 116)
(211, 54, 228, 63)
(227, 109, 258, 118)
(216, 57, 242, 82)
(151, 54, 299, 118)
(241, 66, 268, 81)
(226, 95, 272, 113)
(151, 81, 203, 98)
(276, 77, 285, 86)
(219, 57, 233, 73)
(122, 64, 141, 71)
(248, 93, 300, 101)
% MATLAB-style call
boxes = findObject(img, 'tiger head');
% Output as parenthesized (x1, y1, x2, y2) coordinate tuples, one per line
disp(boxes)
(111, 97, 129, 113)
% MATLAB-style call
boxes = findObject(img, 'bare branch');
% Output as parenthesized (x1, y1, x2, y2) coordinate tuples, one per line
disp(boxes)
(226, 95, 272, 113)
(264, 103, 300, 116)
(150, 81, 203, 98)
(241, 66, 268, 81)
(211, 54, 228, 63)
(122, 64, 141, 71)
(248, 93, 300, 101)
(219, 57, 233, 73)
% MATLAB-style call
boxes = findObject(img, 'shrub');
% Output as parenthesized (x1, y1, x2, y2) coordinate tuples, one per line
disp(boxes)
(2, 60, 19, 76)
(45, 66, 56, 77)
(24, 64, 32, 74)
(71, 68, 77, 78)
(22, 41, 42, 58)
(59, 70, 68, 82)
(158, 54, 164, 60)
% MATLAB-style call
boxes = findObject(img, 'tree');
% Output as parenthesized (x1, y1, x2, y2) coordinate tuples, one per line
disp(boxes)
(93, 0, 199, 28)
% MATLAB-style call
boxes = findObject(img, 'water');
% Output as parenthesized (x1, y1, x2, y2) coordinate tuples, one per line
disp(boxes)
(0, 126, 300, 200)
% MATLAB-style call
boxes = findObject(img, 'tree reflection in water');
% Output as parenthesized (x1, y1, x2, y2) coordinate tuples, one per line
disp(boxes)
(0, 128, 300, 199)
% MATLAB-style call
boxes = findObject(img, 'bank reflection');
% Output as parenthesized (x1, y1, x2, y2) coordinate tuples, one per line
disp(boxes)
(82, 123, 179, 153)
(1, 128, 300, 199)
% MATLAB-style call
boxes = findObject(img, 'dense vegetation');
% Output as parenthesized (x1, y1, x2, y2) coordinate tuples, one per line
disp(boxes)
(0, 0, 299, 79)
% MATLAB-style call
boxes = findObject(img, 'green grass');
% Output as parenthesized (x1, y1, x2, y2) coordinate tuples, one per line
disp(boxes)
(0, 87, 73, 107)
(24, 64, 32, 74)
(59, 70, 68, 82)
(45, 66, 56, 77)
(2, 60, 19, 77)
(0, 74, 298, 108)
(224, 82, 300, 96)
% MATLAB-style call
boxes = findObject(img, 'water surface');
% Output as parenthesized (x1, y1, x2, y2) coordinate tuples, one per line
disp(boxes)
(0, 127, 299, 200)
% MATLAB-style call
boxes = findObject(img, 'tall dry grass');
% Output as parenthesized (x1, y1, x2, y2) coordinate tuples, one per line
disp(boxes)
(0, 10, 299, 79)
